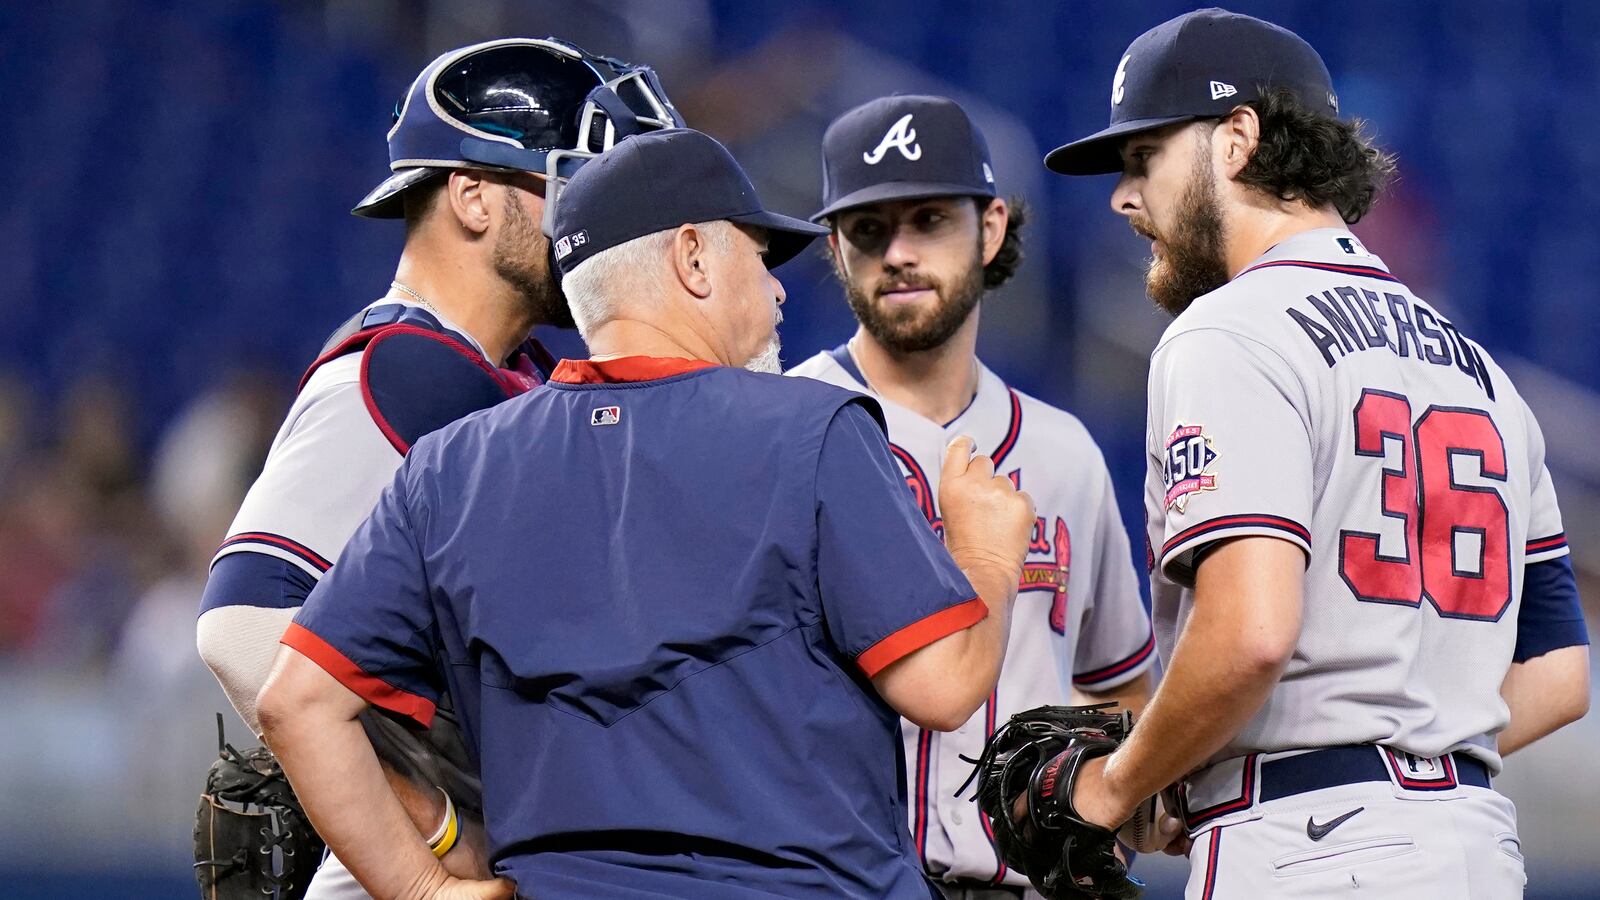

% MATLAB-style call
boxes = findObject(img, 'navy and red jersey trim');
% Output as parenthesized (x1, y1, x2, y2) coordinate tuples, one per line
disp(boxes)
(979, 686, 1008, 884)
(1182, 753, 1259, 831)
(1073, 632, 1156, 687)
(1199, 825, 1225, 900)
(280, 622, 437, 728)
(216, 532, 332, 573)
(990, 390, 1023, 468)
(1162, 514, 1311, 559)
(1526, 532, 1568, 555)
(1240, 259, 1399, 283)
(912, 728, 934, 868)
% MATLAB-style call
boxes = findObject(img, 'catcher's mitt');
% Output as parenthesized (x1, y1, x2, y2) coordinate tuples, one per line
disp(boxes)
(959, 703, 1141, 899)
(194, 715, 325, 900)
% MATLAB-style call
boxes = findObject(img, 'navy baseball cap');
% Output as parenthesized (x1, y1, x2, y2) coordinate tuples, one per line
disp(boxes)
(551, 128, 828, 275)
(1045, 8, 1337, 176)
(813, 95, 996, 222)
(353, 37, 683, 224)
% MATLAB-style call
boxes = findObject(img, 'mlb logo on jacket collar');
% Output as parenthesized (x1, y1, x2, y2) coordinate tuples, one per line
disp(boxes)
(591, 406, 621, 426)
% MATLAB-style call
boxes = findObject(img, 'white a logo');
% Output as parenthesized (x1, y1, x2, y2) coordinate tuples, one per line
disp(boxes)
(863, 114, 922, 164)
(1209, 80, 1237, 100)
(1111, 54, 1131, 105)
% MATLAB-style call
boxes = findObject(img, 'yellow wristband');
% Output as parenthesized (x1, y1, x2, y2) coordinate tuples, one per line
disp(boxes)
(427, 789, 460, 859)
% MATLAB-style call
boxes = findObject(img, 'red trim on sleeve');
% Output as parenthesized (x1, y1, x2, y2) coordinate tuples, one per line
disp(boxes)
(281, 622, 437, 728)
(1161, 514, 1311, 559)
(549, 356, 718, 384)
(1074, 632, 1156, 687)
(856, 597, 987, 677)
(1526, 533, 1567, 554)
(217, 532, 333, 572)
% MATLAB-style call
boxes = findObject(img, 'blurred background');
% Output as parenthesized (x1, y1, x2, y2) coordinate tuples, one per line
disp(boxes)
(1, 0, 1596, 896)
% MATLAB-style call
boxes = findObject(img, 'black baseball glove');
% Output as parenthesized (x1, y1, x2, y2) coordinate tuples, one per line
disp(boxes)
(959, 703, 1141, 899)
(194, 715, 324, 900)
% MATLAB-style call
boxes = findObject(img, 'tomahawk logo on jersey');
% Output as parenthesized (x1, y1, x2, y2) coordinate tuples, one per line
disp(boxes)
(789, 346, 1153, 887)
(1144, 227, 1574, 776)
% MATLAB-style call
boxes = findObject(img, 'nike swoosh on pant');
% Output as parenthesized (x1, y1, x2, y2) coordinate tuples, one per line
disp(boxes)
(1306, 806, 1365, 841)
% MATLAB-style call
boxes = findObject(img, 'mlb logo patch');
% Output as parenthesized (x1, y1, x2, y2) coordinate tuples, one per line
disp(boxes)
(590, 406, 621, 426)
(554, 230, 589, 260)
(1336, 236, 1369, 257)
(1163, 423, 1218, 512)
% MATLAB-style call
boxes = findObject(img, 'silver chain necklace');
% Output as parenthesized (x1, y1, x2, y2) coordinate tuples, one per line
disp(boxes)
(389, 280, 440, 316)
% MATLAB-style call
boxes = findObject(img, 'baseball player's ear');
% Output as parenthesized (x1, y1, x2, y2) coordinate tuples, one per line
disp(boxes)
(672, 224, 714, 299)
(444, 170, 494, 236)
(1217, 106, 1262, 180)
(979, 197, 1008, 267)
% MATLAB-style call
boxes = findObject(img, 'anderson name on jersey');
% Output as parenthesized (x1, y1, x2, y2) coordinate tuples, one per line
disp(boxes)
(1144, 228, 1572, 775)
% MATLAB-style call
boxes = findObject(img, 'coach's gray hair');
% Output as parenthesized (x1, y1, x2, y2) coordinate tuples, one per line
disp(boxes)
(562, 220, 738, 339)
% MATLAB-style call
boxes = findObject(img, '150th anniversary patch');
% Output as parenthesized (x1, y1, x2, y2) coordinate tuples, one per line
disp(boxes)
(1163, 423, 1217, 511)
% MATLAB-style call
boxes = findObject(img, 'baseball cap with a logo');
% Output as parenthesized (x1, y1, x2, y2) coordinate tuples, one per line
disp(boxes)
(1045, 8, 1337, 176)
(812, 95, 996, 222)
(551, 128, 827, 276)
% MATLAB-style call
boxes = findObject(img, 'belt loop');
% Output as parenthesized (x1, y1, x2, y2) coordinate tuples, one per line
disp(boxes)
(1181, 753, 1259, 831)
(1377, 746, 1461, 792)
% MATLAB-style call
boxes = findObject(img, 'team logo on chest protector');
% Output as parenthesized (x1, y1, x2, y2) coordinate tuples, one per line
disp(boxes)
(1163, 423, 1218, 512)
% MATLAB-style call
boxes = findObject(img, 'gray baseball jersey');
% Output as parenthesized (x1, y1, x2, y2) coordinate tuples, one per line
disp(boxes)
(790, 346, 1153, 887)
(197, 299, 535, 900)
(1144, 228, 1568, 775)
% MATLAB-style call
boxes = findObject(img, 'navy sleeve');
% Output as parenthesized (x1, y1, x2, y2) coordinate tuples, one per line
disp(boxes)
(199, 552, 319, 614)
(1514, 556, 1590, 662)
(285, 468, 443, 727)
(814, 400, 983, 677)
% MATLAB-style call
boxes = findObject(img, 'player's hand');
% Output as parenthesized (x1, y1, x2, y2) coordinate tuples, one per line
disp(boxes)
(427, 875, 515, 900)
(1067, 753, 1134, 831)
(938, 435, 1035, 579)
(1004, 752, 1132, 832)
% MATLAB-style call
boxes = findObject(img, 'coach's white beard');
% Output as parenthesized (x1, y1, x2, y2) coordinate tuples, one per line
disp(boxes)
(744, 334, 782, 374)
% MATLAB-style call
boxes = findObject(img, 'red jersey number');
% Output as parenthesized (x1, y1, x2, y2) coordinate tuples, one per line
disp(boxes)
(1340, 390, 1512, 621)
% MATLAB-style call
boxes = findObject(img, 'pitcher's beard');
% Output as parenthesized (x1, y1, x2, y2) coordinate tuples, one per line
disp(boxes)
(1138, 154, 1230, 317)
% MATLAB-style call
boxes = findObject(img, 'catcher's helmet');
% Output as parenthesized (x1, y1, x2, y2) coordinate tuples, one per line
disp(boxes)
(354, 37, 683, 234)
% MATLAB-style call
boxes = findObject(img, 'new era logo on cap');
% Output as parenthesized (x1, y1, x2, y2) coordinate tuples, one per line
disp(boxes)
(1046, 9, 1340, 176)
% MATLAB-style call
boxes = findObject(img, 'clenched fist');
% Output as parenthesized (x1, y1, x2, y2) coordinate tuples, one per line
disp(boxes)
(938, 435, 1036, 581)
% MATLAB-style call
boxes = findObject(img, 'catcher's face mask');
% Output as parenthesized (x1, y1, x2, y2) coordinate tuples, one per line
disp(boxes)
(353, 37, 684, 235)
